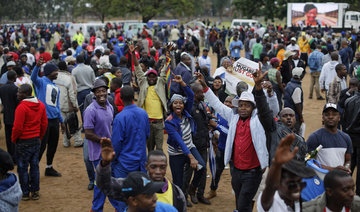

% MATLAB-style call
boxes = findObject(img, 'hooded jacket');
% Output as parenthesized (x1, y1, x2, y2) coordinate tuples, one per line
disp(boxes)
(12, 97, 48, 142)
(0, 173, 22, 212)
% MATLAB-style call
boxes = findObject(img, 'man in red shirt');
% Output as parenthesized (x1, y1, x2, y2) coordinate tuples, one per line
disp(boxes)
(196, 66, 269, 211)
(110, 77, 124, 113)
(12, 84, 48, 200)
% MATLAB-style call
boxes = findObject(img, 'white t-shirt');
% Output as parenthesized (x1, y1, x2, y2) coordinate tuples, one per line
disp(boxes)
(292, 87, 302, 104)
(257, 191, 301, 212)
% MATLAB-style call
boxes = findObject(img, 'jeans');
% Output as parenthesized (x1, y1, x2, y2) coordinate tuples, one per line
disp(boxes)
(245, 51, 251, 60)
(77, 88, 91, 121)
(184, 148, 208, 197)
(83, 139, 95, 184)
(272, 83, 283, 110)
(16, 138, 41, 195)
(39, 118, 60, 166)
(210, 149, 225, 191)
(4, 124, 16, 162)
(231, 166, 262, 212)
(169, 147, 206, 195)
(309, 72, 321, 98)
(146, 121, 164, 151)
(91, 160, 119, 212)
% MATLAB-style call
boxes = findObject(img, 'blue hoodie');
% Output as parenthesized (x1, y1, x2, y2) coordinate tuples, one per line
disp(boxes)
(0, 173, 22, 212)
(31, 66, 63, 122)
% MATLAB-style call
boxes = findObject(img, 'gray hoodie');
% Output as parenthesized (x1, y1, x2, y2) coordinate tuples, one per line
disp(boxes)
(0, 173, 22, 212)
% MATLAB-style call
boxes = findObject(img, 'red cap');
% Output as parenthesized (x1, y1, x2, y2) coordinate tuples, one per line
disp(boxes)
(118, 36, 124, 41)
(146, 69, 158, 76)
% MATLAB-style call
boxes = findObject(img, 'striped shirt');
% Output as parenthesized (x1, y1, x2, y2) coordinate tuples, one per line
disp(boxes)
(268, 68, 280, 85)
(168, 117, 195, 155)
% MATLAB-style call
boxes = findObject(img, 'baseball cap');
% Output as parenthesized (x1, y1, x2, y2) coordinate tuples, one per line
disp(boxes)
(145, 69, 158, 76)
(284, 50, 296, 60)
(122, 171, 164, 198)
(283, 159, 316, 178)
(292, 67, 304, 79)
(92, 78, 108, 92)
(291, 37, 297, 42)
(322, 103, 339, 113)
(203, 48, 209, 52)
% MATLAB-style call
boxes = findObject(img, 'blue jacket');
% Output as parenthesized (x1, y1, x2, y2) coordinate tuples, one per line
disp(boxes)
(339, 47, 354, 70)
(308, 50, 323, 72)
(165, 85, 196, 155)
(111, 104, 149, 170)
(31, 66, 63, 122)
(170, 63, 192, 97)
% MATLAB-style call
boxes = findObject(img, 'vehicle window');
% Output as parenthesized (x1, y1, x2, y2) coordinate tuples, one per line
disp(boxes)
(350, 15, 358, 21)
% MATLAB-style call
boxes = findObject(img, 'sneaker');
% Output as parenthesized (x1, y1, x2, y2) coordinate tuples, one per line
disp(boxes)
(74, 142, 84, 148)
(45, 167, 62, 177)
(317, 96, 325, 100)
(31, 191, 40, 200)
(22, 194, 30, 201)
(224, 165, 230, 169)
(205, 190, 217, 199)
(308, 96, 313, 99)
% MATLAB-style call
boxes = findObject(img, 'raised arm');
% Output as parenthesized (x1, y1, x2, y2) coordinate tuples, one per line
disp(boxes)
(195, 72, 232, 122)
(31, 58, 44, 87)
(172, 73, 194, 113)
(96, 138, 125, 201)
(260, 134, 298, 211)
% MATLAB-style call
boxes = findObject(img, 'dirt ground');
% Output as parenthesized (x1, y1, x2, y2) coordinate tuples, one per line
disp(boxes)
(0, 52, 327, 212)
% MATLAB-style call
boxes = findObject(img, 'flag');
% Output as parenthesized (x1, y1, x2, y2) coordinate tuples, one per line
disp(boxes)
(165, 55, 172, 99)
(208, 132, 216, 180)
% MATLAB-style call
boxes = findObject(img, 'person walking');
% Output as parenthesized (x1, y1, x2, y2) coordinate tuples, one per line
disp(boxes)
(308, 45, 325, 100)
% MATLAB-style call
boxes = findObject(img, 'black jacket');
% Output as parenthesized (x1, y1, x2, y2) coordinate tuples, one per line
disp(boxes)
(0, 81, 18, 125)
(191, 101, 210, 151)
(343, 92, 360, 143)
(254, 88, 307, 163)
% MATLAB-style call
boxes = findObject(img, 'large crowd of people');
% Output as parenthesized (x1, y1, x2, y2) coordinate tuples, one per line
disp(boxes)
(0, 21, 360, 212)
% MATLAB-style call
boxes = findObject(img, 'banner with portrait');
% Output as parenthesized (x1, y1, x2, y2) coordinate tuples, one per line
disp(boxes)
(291, 3, 339, 27)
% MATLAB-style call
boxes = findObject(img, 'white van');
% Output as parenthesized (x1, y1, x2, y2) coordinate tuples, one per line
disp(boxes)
(344, 11, 360, 31)
(68, 23, 105, 40)
(231, 19, 258, 28)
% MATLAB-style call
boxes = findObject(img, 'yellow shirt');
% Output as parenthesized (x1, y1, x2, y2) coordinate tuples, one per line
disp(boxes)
(156, 179, 173, 206)
(144, 86, 163, 119)
(277, 49, 286, 64)
(298, 38, 310, 53)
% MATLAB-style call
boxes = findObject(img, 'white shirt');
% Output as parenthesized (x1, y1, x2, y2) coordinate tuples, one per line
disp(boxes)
(286, 44, 300, 52)
(198, 56, 211, 73)
(319, 61, 339, 90)
(169, 28, 179, 41)
(257, 191, 300, 212)
(292, 87, 302, 104)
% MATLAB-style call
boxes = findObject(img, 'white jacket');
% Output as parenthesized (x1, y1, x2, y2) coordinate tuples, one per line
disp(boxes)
(204, 88, 269, 169)
(319, 61, 339, 90)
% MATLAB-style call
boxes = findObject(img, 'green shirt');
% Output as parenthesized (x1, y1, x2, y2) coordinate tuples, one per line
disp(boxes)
(252, 43, 263, 60)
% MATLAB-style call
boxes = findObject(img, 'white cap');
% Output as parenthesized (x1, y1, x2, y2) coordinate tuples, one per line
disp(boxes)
(232, 91, 255, 107)
(291, 37, 297, 42)
(292, 67, 304, 79)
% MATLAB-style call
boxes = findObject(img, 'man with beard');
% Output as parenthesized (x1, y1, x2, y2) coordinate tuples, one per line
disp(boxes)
(306, 103, 352, 173)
